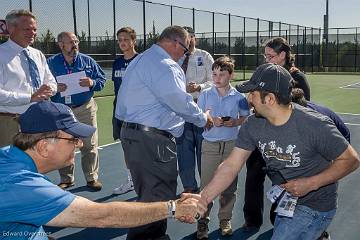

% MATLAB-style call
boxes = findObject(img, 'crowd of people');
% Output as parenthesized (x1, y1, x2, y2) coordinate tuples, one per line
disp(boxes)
(0, 9, 359, 240)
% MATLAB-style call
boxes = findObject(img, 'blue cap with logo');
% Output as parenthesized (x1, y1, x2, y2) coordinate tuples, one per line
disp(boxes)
(19, 101, 96, 138)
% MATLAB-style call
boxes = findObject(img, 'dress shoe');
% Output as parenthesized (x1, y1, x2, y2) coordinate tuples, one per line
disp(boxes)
(58, 182, 75, 190)
(241, 222, 260, 232)
(87, 180, 102, 191)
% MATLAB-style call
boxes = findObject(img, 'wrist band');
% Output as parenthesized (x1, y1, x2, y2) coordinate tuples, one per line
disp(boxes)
(167, 200, 176, 218)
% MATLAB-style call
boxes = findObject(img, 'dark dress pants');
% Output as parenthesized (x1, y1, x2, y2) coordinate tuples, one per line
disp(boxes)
(121, 127, 177, 240)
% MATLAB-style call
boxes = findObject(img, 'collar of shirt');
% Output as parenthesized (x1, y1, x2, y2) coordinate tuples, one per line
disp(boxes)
(7, 38, 26, 54)
(210, 85, 237, 98)
(153, 44, 172, 60)
(5, 146, 39, 173)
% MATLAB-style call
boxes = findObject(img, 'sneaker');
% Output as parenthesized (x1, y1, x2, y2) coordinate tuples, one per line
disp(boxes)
(319, 231, 331, 240)
(86, 180, 102, 191)
(113, 179, 134, 195)
(196, 219, 209, 239)
(220, 219, 232, 236)
(58, 182, 75, 190)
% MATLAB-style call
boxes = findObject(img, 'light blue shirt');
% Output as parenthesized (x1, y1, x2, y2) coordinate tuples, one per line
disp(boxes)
(115, 44, 207, 137)
(198, 85, 250, 141)
(0, 146, 75, 240)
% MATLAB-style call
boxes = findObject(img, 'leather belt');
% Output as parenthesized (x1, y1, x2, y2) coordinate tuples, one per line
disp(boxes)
(0, 112, 20, 117)
(122, 122, 172, 139)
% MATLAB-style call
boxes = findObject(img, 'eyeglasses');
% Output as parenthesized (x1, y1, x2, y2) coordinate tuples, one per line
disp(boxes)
(174, 39, 189, 54)
(62, 39, 80, 45)
(43, 137, 82, 146)
(263, 54, 278, 61)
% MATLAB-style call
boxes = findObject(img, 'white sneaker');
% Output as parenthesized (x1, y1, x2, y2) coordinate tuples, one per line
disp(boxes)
(113, 179, 134, 195)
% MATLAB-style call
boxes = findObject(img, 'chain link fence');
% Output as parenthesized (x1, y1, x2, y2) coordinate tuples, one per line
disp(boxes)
(1, 0, 359, 75)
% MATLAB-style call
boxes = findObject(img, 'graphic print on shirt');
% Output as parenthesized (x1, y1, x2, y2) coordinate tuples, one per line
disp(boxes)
(258, 140, 300, 167)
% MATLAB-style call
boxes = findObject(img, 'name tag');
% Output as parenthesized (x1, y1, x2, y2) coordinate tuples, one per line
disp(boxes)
(65, 95, 72, 104)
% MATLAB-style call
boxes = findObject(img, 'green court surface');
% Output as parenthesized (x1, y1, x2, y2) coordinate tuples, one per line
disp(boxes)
(94, 73, 360, 145)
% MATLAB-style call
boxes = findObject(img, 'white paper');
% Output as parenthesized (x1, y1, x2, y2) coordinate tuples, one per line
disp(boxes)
(57, 71, 89, 97)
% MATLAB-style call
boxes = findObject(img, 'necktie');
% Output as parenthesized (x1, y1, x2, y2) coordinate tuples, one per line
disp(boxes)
(181, 53, 191, 74)
(22, 49, 41, 89)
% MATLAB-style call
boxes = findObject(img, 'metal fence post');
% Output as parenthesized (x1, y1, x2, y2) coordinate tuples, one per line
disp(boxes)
(143, 0, 146, 51)
(228, 13, 231, 56)
(302, 27, 306, 70)
(72, 0, 78, 36)
(87, 0, 91, 43)
(112, 0, 116, 58)
(212, 12, 215, 56)
(336, 28, 339, 71)
(192, 8, 195, 31)
(256, 18, 259, 67)
(355, 27, 358, 72)
(170, 5, 173, 26)
(311, 28, 314, 73)
(296, 25, 299, 66)
(243, 17, 246, 80)
(29, 0, 32, 12)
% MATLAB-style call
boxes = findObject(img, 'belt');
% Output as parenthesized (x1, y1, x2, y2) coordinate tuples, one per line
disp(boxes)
(0, 112, 20, 117)
(122, 122, 173, 139)
(69, 104, 83, 109)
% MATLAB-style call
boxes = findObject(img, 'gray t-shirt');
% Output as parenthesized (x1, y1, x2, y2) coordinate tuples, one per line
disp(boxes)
(236, 103, 349, 211)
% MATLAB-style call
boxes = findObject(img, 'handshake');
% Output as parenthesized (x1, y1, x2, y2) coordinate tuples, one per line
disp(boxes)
(172, 193, 208, 223)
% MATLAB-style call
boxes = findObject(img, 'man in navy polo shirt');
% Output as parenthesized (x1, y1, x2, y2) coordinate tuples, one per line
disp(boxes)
(112, 26, 138, 195)
(0, 101, 200, 240)
(47, 31, 106, 191)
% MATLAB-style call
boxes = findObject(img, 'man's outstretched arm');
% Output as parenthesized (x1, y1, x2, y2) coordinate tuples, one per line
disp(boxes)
(47, 196, 198, 228)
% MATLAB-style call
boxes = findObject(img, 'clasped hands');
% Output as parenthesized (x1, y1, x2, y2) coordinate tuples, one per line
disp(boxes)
(174, 193, 208, 224)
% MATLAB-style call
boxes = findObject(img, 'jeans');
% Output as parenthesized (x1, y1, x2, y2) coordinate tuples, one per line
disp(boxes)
(175, 122, 203, 190)
(272, 205, 336, 240)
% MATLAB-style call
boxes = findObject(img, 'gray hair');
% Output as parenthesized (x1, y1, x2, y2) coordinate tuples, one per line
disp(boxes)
(158, 25, 188, 43)
(5, 9, 36, 26)
(57, 31, 75, 42)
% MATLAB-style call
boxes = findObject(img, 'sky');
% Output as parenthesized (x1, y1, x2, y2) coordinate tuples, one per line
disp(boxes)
(1, 0, 360, 36)
(150, 0, 360, 29)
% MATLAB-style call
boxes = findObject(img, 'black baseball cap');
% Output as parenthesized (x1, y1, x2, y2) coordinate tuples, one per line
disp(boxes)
(19, 101, 96, 138)
(236, 63, 293, 97)
(183, 26, 195, 35)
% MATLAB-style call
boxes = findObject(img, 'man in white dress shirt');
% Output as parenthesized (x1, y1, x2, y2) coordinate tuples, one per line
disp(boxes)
(0, 9, 57, 147)
(176, 26, 214, 194)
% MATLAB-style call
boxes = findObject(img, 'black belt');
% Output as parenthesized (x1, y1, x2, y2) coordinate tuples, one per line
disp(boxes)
(122, 122, 172, 139)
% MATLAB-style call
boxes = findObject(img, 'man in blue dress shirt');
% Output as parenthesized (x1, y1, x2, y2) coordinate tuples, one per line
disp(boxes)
(47, 32, 106, 191)
(0, 101, 200, 240)
(115, 25, 213, 240)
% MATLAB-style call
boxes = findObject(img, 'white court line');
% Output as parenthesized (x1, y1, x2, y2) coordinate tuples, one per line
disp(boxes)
(75, 141, 120, 153)
(345, 122, 360, 126)
(337, 112, 360, 116)
(339, 82, 360, 89)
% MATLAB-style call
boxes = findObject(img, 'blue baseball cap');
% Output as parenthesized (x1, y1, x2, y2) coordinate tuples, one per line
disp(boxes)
(19, 101, 96, 138)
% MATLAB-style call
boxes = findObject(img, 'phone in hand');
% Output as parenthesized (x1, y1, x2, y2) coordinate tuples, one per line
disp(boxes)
(221, 116, 231, 121)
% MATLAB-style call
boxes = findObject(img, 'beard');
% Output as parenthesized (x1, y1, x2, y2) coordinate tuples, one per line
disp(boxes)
(250, 105, 265, 119)
(66, 48, 78, 58)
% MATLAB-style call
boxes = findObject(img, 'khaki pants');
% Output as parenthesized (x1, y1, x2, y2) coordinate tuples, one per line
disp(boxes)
(59, 98, 99, 183)
(0, 114, 20, 148)
(201, 139, 238, 220)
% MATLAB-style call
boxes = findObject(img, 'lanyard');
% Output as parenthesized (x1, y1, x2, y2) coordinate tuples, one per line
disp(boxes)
(63, 60, 73, 74)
